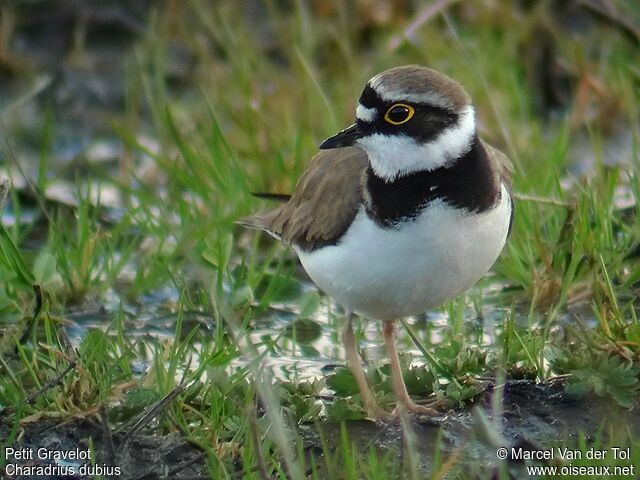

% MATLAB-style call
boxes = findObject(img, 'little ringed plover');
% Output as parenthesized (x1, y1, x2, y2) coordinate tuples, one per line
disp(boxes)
(240, 65, 513, 419)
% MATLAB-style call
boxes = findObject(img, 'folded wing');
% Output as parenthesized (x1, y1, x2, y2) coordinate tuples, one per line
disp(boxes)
(239, 146, 368, 252)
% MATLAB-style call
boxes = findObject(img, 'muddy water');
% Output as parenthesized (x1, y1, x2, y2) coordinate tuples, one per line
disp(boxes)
(51, 274, 635, 476)
(313, 378, 640, 478)
(56, 270, 508, 383)
(4, 377, 637, 479)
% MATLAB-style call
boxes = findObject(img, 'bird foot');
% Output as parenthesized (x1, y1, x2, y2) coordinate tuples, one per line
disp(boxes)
(391, 400, 447, 425)
(363, 400, 445, 424)
(363, 402, 395, 423)
(393, 402, 439, 416)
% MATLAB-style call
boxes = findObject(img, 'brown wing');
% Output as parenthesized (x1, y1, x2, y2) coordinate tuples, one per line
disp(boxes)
(482, 141, 514, 187)
(481, 140, 515, 236)
(239, 146, 368, 251)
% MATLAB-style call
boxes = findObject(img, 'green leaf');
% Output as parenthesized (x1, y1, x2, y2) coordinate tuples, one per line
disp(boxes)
(298, 291, 321, 318)
(565, 381, 591, 396)
(445, 381, 483, 404)
(201, 246, 218, 267)
(255, 272, 303, 302)
(0, 223, 34, 288)
(325, 397, 366, 421)
(284, 318, 322, 344)
(566, 354, 640, 408)
(33, 252, 63, 292)
(113, 387, 162, 422)
(286, 393, 322, 423)
(231, 285, 254, 307)
(326, 367, 359, 396)
(403, 365, 435, 396)
(202, 233, 233, 269)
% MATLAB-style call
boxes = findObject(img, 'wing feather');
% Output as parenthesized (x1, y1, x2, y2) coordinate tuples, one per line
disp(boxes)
(482, 141, 513, 186)
(239, 146, 368, 251)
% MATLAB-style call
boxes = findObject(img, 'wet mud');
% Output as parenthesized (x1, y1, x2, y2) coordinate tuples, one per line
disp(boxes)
(2, 378, 637, 479)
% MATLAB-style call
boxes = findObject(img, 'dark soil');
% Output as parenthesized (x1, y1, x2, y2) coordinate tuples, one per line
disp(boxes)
(308, 377, 640, 478)
(2, 378, 637, 479)
(1, 418, 207, 480)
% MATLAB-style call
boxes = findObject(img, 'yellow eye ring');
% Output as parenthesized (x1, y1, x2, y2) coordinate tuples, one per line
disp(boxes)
(384, 103, 415, 125)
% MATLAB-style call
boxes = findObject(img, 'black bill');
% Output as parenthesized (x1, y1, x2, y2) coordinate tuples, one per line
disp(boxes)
(319, 123, 363, 149)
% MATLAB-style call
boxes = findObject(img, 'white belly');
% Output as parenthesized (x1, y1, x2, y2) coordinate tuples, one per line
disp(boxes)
(296, 184, 512, 320)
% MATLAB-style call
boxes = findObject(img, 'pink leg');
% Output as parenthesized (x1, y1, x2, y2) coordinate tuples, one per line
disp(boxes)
(382, 320, 438, 416)
(342, 314, 390, 419)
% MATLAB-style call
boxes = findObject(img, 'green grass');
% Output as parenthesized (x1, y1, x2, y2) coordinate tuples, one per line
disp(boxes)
(1, 1, 640, 478)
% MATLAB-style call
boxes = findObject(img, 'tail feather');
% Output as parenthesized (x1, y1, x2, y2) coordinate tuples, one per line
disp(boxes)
(238, 192, 289, 240)
(236, 214, 268, 230)
(251, 192, 291, 202)
(236, 213, 282, 240)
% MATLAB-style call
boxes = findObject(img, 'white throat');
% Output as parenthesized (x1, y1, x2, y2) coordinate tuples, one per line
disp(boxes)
(357, 104, 476, 182)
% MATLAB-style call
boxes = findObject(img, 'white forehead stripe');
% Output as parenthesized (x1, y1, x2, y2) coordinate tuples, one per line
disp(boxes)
(377, 87, 452, 109)
(357, 104, 476, 181)
(356, 104, 377, 123)
(369, 75, 453, 109)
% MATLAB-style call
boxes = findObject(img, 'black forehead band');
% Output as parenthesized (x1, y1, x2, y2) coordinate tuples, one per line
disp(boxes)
(358, 83, 452, 117)
(359, 84, 383, 108)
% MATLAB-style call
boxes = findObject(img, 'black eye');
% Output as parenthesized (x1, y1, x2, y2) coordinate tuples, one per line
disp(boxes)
(384, 103, 415, 125)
